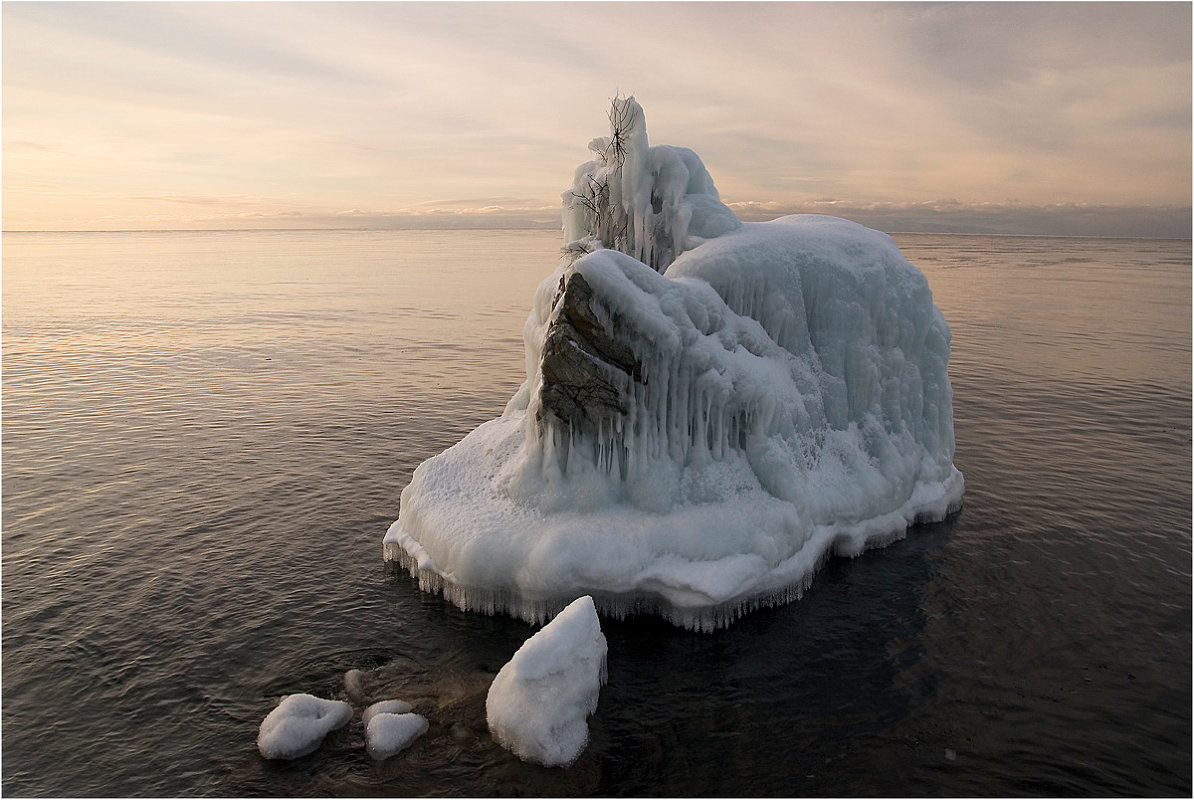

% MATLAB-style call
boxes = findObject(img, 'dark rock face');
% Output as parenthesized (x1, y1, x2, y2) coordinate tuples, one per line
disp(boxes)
(537, 271, 643, 435)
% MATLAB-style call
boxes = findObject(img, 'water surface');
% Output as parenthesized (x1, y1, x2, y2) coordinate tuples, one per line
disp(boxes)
(3, 229, 1189, 796)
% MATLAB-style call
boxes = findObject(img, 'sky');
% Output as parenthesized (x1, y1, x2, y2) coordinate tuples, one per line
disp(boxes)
(3, 1, 1190, 236)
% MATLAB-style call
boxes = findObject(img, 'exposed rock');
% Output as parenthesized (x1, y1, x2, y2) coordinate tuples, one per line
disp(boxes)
(536, 270, 643, 436)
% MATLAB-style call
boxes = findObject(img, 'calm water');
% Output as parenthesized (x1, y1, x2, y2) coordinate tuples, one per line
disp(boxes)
(2, 229, 1190, 796)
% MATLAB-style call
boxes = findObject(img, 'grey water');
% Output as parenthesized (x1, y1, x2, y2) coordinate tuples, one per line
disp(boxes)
(2, 229, 1189, 797)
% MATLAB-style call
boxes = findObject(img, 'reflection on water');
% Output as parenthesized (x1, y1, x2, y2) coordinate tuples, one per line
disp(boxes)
(898, 234, 1192, 388)
(2, 230, 1190, 796)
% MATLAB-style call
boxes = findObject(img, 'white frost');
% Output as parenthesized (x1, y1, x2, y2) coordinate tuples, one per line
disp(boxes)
(486, 596, 607, 767)
(384, 97, 964, 631)
(256, 693, 352, 760)
(365, 712, 428, 760)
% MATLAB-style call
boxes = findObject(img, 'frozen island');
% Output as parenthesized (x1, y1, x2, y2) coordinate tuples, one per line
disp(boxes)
(385, 97, 964, 631)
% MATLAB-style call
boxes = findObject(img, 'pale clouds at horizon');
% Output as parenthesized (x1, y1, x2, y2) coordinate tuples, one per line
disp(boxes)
(3, 1, 1190, 233)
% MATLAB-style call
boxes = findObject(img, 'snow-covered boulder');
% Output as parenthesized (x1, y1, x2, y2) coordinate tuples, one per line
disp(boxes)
(486, 595, 607, 767)
(384, 97, 963, 631)
(362, 698, 413, 727)
(256, 693, 352, 760)
(365, 711, 428, 760)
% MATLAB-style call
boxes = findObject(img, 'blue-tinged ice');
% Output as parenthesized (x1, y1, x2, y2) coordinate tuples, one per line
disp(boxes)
(384, 97, 963, 631)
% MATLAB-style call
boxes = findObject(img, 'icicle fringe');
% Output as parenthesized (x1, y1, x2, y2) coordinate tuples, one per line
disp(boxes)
(385, 492, 961, 633)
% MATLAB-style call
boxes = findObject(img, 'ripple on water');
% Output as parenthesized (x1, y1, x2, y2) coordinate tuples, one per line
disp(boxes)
(2, 231, 1190, 796)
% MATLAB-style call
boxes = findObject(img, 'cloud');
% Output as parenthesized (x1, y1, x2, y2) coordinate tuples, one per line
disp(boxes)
(2, 2, 1188, 234)
(128, 193, 264, 206)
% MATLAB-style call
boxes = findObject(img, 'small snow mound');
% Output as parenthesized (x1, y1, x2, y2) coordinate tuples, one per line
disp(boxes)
(256, 693, 352, 760)
(362, 698, 413, 727)
(365, 712, 429, 760)
(486, 595, 607, 767)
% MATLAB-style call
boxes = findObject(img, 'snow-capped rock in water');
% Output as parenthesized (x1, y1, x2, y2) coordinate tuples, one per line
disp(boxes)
(362, 698, 414, 727)
(486, 596, 607, 767)
(256, 694, 353, 760)
(365, 711, 429, 760)
(384, 96, 964, 631)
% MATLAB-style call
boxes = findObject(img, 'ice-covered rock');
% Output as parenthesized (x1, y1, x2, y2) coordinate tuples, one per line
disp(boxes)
(365, 711, 429, 760)
(485, 596, 607, 767)
(256, 693, 352, 760)
(384, 97, 964, 631)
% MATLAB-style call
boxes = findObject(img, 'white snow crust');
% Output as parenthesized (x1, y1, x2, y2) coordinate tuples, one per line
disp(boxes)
(485, 596, 607, 767)
(256, 693, 352, 760)
(365, 711, 429, 760)
(384, 97, 964, 631)
(362, 699, 413, 727)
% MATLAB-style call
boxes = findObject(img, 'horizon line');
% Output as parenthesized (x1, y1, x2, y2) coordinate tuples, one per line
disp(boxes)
(3, 227, 1191, 241)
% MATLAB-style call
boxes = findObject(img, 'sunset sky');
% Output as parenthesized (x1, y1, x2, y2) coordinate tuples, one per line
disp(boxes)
(3, 2, 1190, 236)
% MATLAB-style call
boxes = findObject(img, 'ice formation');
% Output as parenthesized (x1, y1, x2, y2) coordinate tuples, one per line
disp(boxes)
(384, 96, 964, 631)
(485, 595, 607, 767)
(365, 711, 429, 760)
(256, 693, 353, 760)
